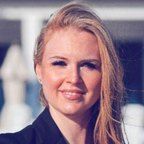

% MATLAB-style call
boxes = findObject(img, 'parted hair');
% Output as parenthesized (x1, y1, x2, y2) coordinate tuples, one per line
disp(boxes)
(34, 2, 125, 144)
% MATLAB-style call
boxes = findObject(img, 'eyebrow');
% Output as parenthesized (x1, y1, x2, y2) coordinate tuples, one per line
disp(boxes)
(80, 59, 101, 65)
(48, 56, 67, 60)
(48, 56, 101, 65)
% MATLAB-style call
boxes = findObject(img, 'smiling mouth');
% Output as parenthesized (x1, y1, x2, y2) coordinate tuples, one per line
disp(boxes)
(60, 90, 85, 100)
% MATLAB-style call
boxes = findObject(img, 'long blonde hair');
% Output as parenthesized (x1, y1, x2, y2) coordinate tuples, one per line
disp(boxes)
(34, 2, 125, 144)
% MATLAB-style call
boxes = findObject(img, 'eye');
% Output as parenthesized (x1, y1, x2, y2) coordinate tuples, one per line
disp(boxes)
(51, 60, 67, 66)
(81, 62, 98, 70)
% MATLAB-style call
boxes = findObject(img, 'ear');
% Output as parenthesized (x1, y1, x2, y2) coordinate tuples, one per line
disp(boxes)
(35, 64, 42, 84)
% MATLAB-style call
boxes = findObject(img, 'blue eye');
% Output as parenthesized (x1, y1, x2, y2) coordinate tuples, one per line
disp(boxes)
(81, 62, 98, 70)
(51, 61, 67, 66)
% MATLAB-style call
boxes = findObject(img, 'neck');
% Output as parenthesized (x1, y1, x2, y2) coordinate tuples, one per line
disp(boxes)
(49, 106, 94, 144)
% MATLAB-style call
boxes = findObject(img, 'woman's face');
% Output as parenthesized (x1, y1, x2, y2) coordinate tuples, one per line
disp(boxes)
(36, 28, 102, 117)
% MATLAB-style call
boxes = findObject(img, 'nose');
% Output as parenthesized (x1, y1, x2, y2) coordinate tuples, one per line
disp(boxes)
(66, 65, 82, 85)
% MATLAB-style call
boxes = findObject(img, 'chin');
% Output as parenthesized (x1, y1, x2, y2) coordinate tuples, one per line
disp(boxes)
(59, 105, 88, 117)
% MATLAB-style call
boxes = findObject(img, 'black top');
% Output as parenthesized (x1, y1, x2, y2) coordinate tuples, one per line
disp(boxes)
(0, 108, 67, 144)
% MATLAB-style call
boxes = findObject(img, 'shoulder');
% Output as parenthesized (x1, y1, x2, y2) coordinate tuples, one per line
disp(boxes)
(0, 125, 36, 144)
(0, 108, 67, 144)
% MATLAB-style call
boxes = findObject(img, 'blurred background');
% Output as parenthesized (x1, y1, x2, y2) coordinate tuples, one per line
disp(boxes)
(0, 0, 144, 143)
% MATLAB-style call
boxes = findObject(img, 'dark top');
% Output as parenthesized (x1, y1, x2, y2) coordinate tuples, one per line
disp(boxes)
(0, 108, 67, 144)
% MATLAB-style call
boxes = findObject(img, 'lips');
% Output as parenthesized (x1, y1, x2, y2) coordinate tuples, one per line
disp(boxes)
(60, 89, 85, 100)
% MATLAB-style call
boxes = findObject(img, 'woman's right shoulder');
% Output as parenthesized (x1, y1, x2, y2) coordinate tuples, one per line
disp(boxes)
(0, 124, 37, 144)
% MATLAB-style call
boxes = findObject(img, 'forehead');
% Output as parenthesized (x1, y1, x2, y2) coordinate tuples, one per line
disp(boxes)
(43, 27, 100, 60)
(44, 26, 96, 44)
(44, 27, 98, 46)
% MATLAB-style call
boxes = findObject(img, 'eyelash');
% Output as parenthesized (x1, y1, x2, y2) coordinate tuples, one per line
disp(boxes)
(51, 61, 98, 70)
(80, 62, 98, 70)
(51, 61, 67, 66)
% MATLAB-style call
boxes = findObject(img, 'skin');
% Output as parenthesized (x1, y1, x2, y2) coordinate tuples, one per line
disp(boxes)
(36, 27, 102, 143)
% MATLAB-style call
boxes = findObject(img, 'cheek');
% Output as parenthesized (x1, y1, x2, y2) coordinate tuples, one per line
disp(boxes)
(84, 72, 101, 92)
(41, 70, 64, 93)
(85, 74, 101, 103)
(87, 77, 101, 104)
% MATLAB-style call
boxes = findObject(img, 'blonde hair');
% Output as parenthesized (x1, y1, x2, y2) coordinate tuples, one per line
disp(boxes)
(34, 2, 125, 144)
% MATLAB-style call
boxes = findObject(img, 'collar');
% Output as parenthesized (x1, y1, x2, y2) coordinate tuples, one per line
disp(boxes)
(32, 107, 67, 144)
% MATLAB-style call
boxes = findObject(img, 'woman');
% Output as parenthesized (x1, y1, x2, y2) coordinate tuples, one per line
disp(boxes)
(0, 2, 126, 144)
